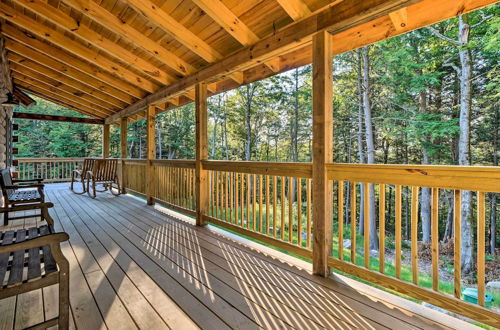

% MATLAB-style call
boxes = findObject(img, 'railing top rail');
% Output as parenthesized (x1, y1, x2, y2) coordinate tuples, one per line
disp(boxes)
(16, 157, 86, 162)
(152, 159, 196, 168)
(202, 160, 313, 178)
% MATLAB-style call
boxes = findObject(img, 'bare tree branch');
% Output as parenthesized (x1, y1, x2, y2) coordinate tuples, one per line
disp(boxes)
(471, 14, 493, 29)
(427, 26, 463, 46)
(443, 62, 461, 74)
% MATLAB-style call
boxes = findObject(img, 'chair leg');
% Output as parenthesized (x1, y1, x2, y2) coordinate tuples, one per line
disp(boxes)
(58, 260, 70, 330)
(3, 210, 8, 226)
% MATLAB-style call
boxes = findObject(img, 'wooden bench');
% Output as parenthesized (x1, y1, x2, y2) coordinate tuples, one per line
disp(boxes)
(0, 169, 45, 226)
(86, 158, 121, 198)
(70, 158, 96, 194)
(0, 203, 70, 329)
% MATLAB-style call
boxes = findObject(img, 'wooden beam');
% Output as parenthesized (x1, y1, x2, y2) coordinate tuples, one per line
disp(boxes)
(106, 0, 418, 122)
(13, 79, 107, 118)
(11, 72, 113, 117)
(13, 0, 176, 86)
(0, 4, 158, 93)
(195, 83, 208, 226)
(311, 30, 333, 277)
(7, 52, 127, 109)
(15, 85, 104, 119)
(146, 105, 155, 205)
(388, 7, 408, 31)
(103, 124, 110, 158)
(13, 112, 104, 124)
(9, 62, 119, 113)
(3, 25, 143, 101)
(12, 86, 34, 107)
(191, 0, 260, 45)
(276, 0, 311, 21)
(60, 0, 195, 77)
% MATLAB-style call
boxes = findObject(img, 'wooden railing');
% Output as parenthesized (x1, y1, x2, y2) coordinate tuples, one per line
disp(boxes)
(327, 163, 500, 325)
(115, 158, 500, 327)
(203, 161, 313, 258)
(16, 157, 84, 182)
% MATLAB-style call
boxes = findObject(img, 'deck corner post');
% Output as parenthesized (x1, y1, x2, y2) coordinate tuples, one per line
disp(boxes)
(146, 105, 156, 205)
(120, 117, 128, 194)
(195, 82, 209, 226)
(102, 123, 110, 158)
(312, 30, 333, 277)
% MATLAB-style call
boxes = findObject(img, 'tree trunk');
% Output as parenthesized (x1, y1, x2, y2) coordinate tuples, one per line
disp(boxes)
(419, 90, 432, 243)
(443, 193, 454, 241)
(156, 121, 162, 158)
(457, 15, 474, 275)
(361, 46, 379, 250)
(356, 49, 366, 235)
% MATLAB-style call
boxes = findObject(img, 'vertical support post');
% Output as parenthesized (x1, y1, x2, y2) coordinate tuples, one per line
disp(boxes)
(195, 82, 209, 226)
(120, 117, 128, 194)
(102, 123, 110, 158)
(312, 30, 333, 277)
(146, 105, 156, 205)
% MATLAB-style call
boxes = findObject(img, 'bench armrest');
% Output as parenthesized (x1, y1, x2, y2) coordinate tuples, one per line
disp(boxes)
(13, 178, 44, 183)
(0, 202, 54, 213)
(0, 232, 69, 255)
(4, 184, 45, 190)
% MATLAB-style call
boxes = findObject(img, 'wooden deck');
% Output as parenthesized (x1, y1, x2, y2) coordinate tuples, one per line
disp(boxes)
(0, 184, 479, 330)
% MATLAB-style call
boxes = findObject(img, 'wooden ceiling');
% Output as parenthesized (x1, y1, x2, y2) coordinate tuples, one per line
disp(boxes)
(0, 0, 495, 123)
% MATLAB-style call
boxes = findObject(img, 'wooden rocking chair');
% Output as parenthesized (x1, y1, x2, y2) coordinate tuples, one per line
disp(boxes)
(85, 159, 121, 198)
(70, 158, 96, 194)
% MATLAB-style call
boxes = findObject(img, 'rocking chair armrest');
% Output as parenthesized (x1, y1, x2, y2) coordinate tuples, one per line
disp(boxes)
(0, 232, 69, 255)
(86, 170, 94, 178)
(0, 202, 54, 213)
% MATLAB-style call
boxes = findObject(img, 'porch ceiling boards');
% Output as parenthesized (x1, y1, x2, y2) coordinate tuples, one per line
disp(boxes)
(0, 0, 496, 122)
(0, 184, 477, 329)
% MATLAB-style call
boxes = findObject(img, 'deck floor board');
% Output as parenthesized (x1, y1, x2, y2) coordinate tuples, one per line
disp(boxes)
(0, 184, 479, 330)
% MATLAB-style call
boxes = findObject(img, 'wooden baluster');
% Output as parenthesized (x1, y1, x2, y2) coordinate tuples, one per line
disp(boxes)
(259, 175, 263, 232)
(229, 172, 233, 223)
(431, 187, 439, 291)
(266, 175, 270, 235)
(477, 191, 485, 306)
(363, 182, 369, 268)
(288, 177, 293, 242)
(350, 182, 357, 263)
(273, 176, 278, 238)
(395, 184, 402, 279)
(235, 173, 239, 225)
(240, 172, 244, 226)
(281, 176, 285, 240)
(307, 179, 311, 248)
(338, 181, 344, 260)
(411, 186, 419, 285)
(454, 190, 461, 299)
(246, 173, 250, 229)
(225, 172, 229, 222)
(251, 174, 255, 230)
(379, 184, 386, 273)
(297, 178, 302, 246)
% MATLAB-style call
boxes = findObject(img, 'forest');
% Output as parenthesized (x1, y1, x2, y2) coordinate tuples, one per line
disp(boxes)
(15, 7, 498, 288)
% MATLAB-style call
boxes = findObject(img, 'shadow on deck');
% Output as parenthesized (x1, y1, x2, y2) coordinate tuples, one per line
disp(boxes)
(0, 183, 478, 329)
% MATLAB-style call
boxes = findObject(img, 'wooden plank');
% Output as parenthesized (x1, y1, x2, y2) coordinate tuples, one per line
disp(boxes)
(288, 177, 293, 242)
(431, 187, 439, 291)
(306, 179, 311, 248)
(273, 176, 278, 238)
(379, 184, 385, 273)
(395, 185, 402, 279)
(363, 182, 369, 268)
(280, 176, 285, 240)
(311, 30, 333, 277)
(202, 160, 312, 178)
(328, 163, 500, 193)
(477, 191, 485, 306)
(102, 124, 110, 158)
(27, 227, 41, 281)
(337, 181, 344, 259)
(297, 178, 302, 246)
(350, 182, 356, 263)
(411, 186, 419, 284)
(195, 83, 209, 226)
(13, 112, 104, 124)
(7, 229, 26, 286)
